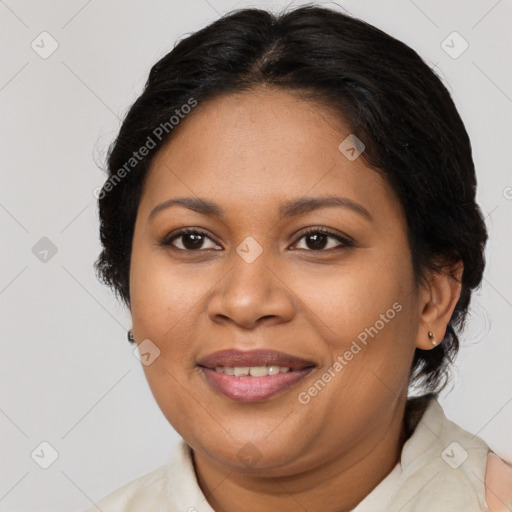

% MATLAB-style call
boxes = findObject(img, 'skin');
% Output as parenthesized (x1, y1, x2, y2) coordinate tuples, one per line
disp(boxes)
(129, 86, 462, 512)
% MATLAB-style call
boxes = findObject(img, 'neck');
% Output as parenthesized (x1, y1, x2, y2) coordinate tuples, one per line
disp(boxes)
(192, 397, 418, 512)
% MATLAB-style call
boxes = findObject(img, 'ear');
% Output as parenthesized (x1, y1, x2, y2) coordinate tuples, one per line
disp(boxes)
(416, 260, 463, 350)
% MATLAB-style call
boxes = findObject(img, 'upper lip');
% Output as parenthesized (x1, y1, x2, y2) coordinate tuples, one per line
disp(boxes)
(197, 349, 316, 370)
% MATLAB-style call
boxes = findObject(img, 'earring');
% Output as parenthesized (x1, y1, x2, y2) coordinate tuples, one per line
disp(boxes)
(127, 329, 135, 343)
(428, 331, 436, 346)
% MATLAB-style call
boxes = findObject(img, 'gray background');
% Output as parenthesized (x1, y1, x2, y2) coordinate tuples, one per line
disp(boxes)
(1, 0, 511, 510)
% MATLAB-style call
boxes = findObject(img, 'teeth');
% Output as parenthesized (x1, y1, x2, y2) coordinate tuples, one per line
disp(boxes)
(249, 365, 271, 377)
(233, 366, 249, 376)
(214, 365, 292, 376)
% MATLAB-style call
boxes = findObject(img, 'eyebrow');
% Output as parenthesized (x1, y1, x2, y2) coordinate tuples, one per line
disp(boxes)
(148, 195, 373, 223)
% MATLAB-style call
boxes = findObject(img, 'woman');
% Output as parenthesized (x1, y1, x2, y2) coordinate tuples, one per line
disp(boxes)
(86, 5, 512, 511)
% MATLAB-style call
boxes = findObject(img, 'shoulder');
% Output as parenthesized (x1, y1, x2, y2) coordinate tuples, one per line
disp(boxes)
(485, 452, 512, 512)
(81, 464, 170, 512)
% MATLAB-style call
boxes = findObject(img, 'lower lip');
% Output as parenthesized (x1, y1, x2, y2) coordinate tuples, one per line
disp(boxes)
(199, 367, 314, 402)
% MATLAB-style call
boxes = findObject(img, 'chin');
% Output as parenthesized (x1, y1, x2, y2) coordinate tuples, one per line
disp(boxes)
(189, 430, 295, 468)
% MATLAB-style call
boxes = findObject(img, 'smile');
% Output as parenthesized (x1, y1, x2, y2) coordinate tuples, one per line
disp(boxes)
(213, 365, 292, 376)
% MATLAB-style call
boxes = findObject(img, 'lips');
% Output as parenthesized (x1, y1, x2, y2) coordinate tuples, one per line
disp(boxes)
(197, 349, 316, 402)
(196, 349, 316, 370)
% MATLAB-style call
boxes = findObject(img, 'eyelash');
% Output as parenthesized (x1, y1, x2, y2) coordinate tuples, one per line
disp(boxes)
(160, 226, 354, 253)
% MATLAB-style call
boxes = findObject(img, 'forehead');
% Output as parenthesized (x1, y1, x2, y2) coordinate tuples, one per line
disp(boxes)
(138, 87, 401, 224)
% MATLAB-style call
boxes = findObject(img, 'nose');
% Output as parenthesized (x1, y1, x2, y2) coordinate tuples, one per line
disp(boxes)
(207, 249, 296, 330)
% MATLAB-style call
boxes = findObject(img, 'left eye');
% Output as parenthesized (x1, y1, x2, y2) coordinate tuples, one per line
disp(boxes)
(292, 229, 352, 251)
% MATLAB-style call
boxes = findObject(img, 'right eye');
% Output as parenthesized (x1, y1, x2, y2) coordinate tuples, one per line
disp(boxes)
(161, 228, 222, 252)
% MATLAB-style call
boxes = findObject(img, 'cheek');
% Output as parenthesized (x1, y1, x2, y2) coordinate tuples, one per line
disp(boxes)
(129, 247, 211, 337)
(140, 361, 202, 442)
(287, 251, 415, 342)
(289, 252, 419, 401)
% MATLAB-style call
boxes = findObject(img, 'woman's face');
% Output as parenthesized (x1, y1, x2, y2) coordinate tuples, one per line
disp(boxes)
(129, 87, 425, 475)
